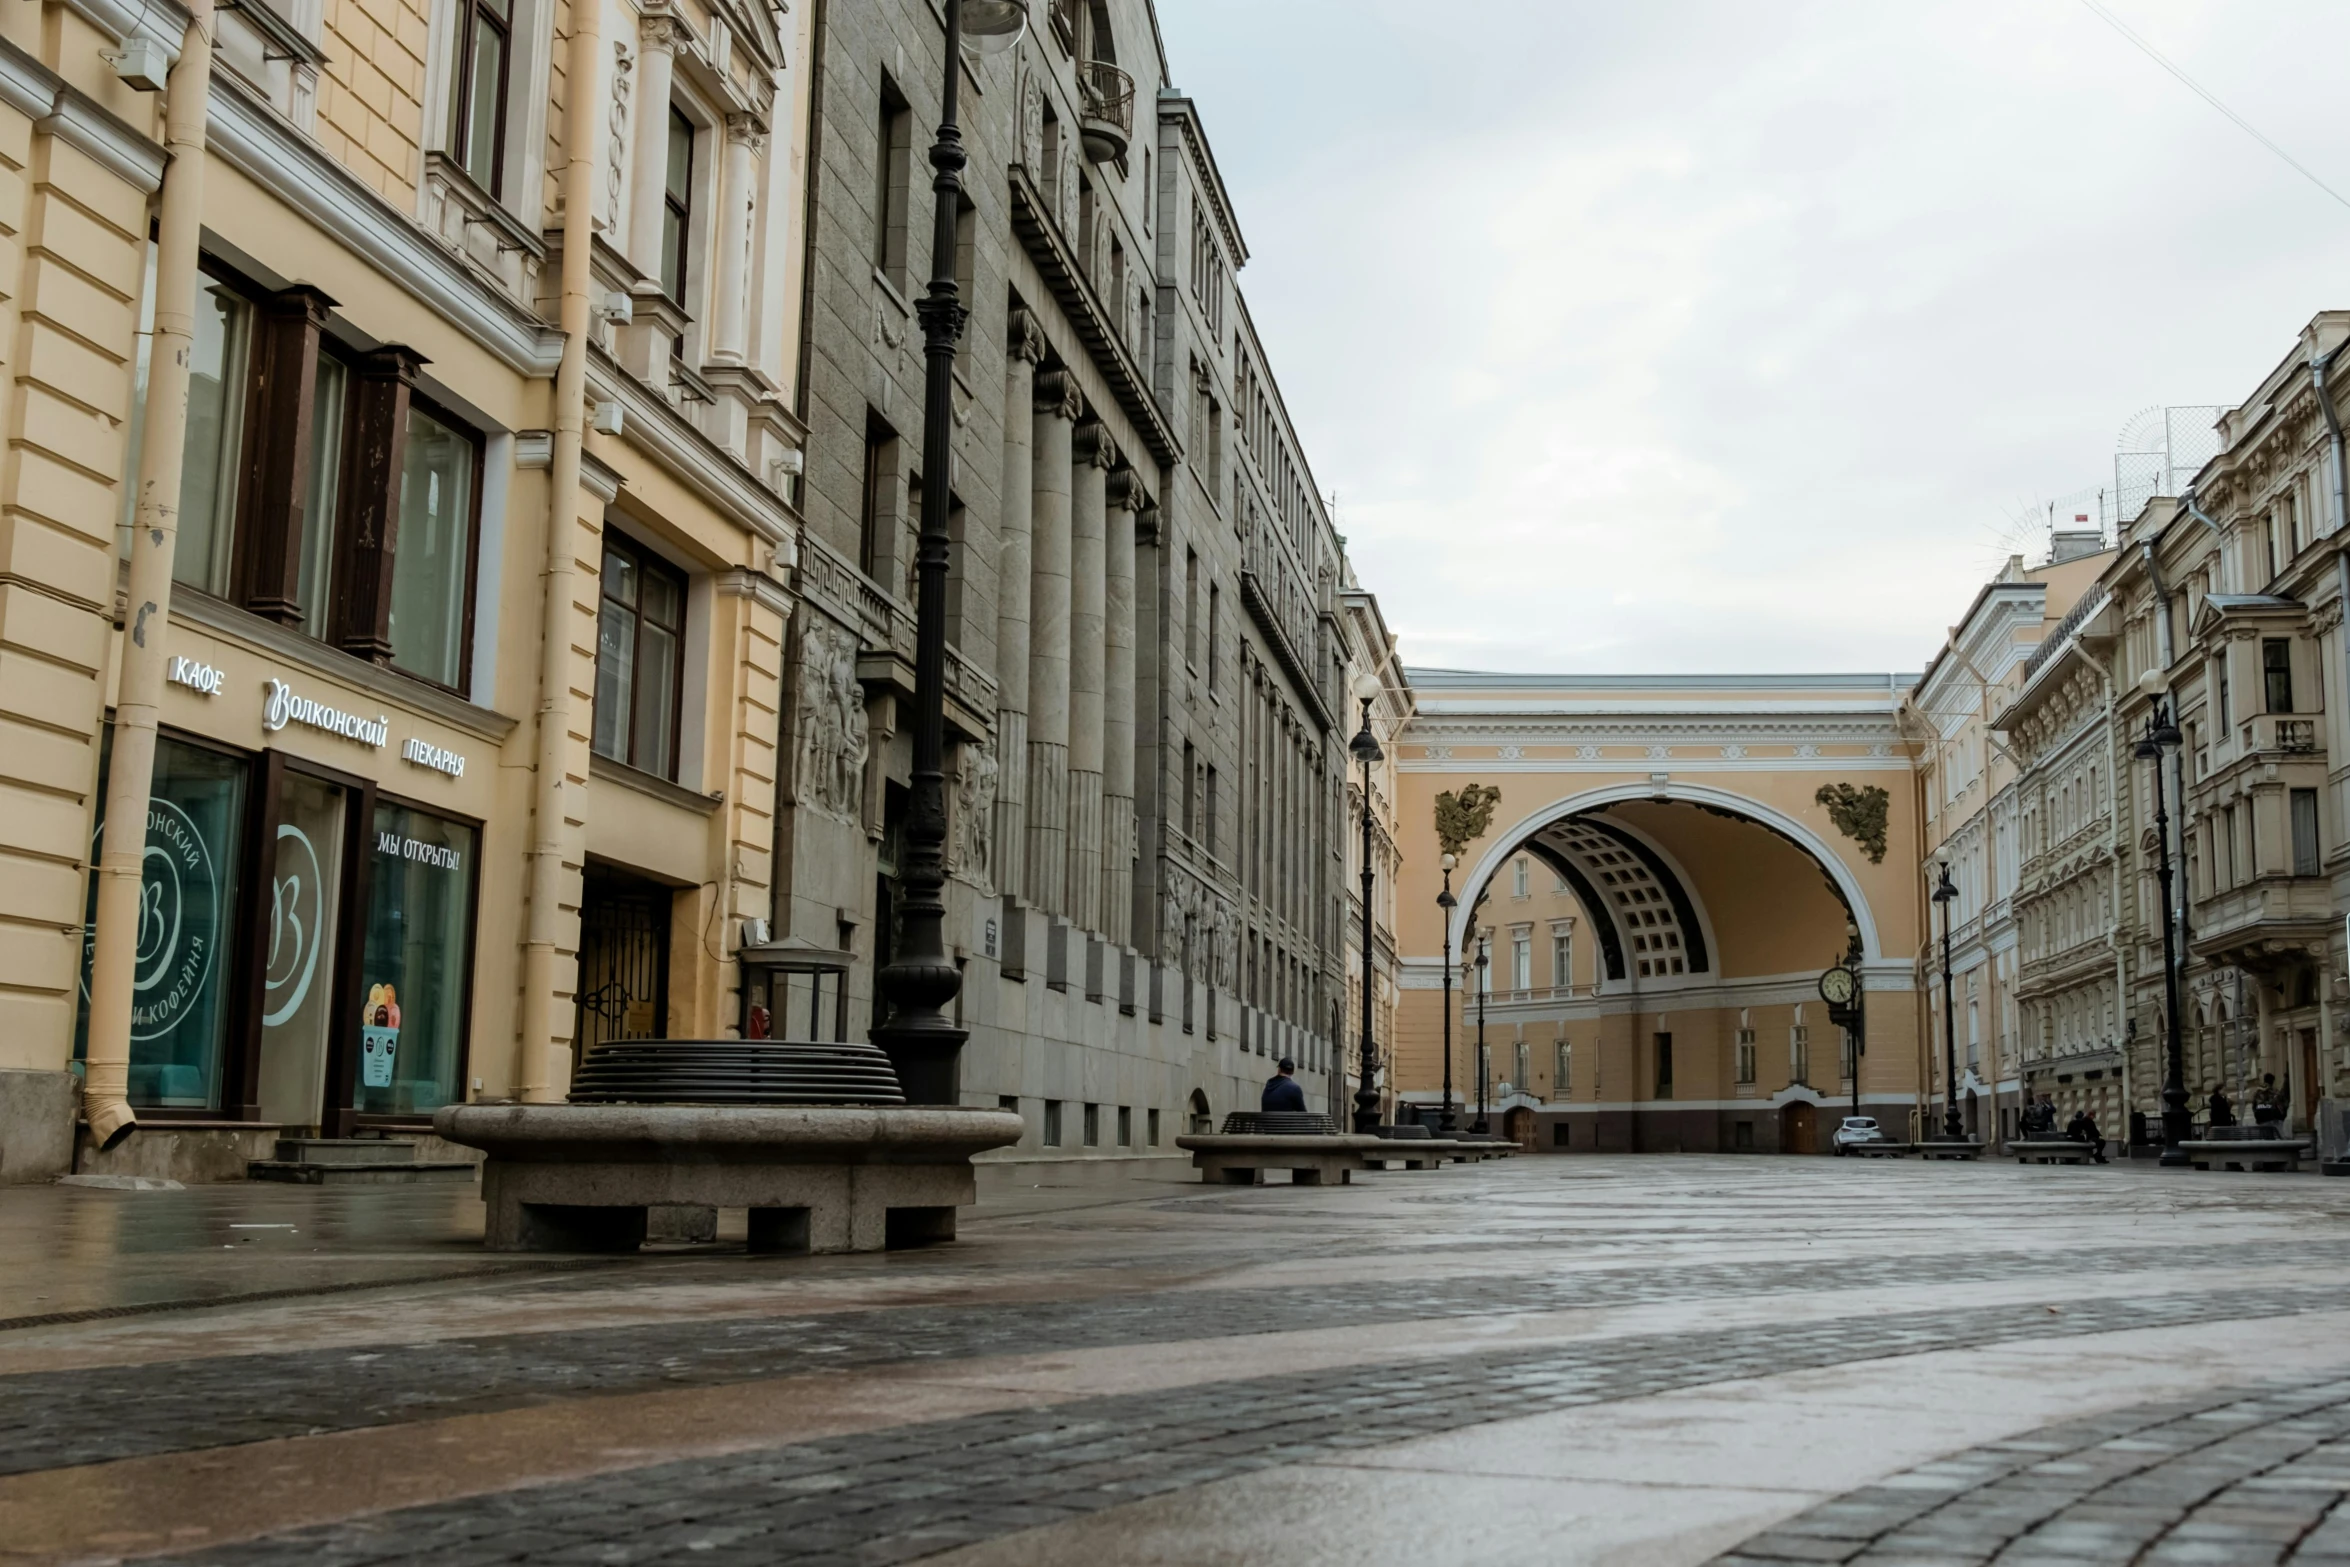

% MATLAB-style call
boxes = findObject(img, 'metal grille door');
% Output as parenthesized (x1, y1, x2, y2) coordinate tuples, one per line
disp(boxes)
(576, 880, 670, 1053)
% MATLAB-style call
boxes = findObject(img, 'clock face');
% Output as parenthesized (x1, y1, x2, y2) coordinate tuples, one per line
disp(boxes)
(1819, 967, 1856, 1005)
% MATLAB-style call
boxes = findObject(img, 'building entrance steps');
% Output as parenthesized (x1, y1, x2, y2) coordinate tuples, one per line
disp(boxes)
(246, 1138, 479, 1186)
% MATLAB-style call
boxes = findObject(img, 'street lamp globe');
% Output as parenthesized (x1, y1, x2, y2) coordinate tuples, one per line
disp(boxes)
(957, 0, 1028, 53)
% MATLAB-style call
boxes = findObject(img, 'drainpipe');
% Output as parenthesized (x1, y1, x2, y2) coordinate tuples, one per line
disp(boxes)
(82, 1, 217, 1152)
(2179, 491, 2230, 594)
(517, 0, 607, 1102)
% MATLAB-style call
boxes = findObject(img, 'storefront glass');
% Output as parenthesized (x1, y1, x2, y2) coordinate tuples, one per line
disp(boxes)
(355, 802, 477, 1116)
(256, 772, 349, 1126)
(76, 738, 249, 1109)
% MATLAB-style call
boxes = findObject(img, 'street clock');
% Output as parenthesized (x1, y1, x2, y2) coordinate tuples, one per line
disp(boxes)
(1818, 966, 1858, 1006)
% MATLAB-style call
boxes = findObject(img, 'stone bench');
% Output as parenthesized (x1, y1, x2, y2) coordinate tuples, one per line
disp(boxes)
(1844, 1141, 1914, 1158)
(1918, 1139, 1986, 1161)
(1176, 1133, 1392, 1184)
(2012, 1139, 2099, 1165)
(435, 1103, 1023, 1253)
(2181, 1138, 2312, 1172)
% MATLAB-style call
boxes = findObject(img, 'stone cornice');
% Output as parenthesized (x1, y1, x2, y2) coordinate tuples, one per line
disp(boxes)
(206, 76, 564, 377)
(586, 345, 799, 557)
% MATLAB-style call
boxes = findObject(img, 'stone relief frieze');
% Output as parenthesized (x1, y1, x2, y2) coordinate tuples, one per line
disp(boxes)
(951, 738, 998, 891)
(793, 616, 869, 822)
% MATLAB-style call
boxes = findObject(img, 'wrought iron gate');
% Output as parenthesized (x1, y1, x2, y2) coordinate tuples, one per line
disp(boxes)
(576, 878, 670, 1053)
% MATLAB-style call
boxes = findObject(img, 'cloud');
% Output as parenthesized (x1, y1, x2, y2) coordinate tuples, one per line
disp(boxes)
(1162, 0, 2350, 673)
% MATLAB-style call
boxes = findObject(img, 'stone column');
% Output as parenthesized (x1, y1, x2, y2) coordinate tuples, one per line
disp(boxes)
(625, 10, 685, 277)
(1102, 473, 1140, 947)
(1025, 371, 1079, 914)
(993, 312, 1044, 905)
(709, 114, 762, 362)
(1065, 421, 1111, 933)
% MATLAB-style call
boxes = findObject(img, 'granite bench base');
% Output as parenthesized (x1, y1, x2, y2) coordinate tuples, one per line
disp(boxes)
(435, 1104, 1025, 1254)
(1175, 1133, 1492, 1183)
(2181, 1138, 2312, 1172)
(2012, 1139, 2100, 1165)
(1919, 1139, 1986, 1161)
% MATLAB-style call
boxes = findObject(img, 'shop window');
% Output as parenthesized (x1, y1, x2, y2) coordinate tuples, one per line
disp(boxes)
(75, 736, 251, 1110)
(356, 802, 479, 1117)
(592, 533, 687, 779)
(446, 0, 513, 196)
(156, 261, 482, 691)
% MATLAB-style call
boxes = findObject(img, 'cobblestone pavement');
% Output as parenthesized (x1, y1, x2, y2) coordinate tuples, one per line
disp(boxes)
(144, 1292, 2350, 1566)
(11, 1156, 2350, 1567)
(1716, 1374, 2350, 1566)
(0, 1237, 2309, 1476)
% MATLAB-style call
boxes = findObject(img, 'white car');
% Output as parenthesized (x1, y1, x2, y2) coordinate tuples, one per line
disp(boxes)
(1831, 1116, 1886, 1155)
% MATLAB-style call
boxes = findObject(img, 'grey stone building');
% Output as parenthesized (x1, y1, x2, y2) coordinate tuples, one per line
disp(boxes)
(778, 0, 1370, 1158)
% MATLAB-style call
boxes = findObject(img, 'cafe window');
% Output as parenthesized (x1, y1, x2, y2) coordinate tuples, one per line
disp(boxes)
(357, 802, 479, 1117)
(151, 260, 484, 692)
(593, 533, 687, 779)
(76, 736, 251, 1110)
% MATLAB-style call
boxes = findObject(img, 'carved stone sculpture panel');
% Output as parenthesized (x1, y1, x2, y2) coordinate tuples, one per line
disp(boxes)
(794, 616, 869, 822)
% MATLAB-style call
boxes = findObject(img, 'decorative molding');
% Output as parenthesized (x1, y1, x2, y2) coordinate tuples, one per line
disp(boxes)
(205, 77, 565, 377)
(713, 565, 792, 618)
(510, 430, 622, 503)
(590, 748, 723, 814)
(586, 343, 798, 557)
(0, 44, 168, 192)
(0, 39, 61, 120)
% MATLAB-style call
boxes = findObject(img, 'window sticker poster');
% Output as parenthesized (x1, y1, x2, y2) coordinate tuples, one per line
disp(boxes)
(361, 983, 401, 1089)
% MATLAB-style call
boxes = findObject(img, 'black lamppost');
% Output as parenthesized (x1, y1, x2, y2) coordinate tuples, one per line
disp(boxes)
(1437, 852, 1458, 1132)
(1931, 862, 1962, 1141)
(1473, 935, 1490, 1134)
(1349, 676, 1384, 1132)
(1842, 922, 1864, 1125)
(871, 0, 1027, 1102)
(2135, 701, 2191, 1164)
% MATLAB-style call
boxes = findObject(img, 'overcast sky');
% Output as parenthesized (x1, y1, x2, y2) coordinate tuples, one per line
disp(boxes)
(1156, 0, 2350, 675)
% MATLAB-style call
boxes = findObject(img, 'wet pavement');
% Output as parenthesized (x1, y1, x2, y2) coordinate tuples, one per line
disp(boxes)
(7, 1155, 2350, 1565)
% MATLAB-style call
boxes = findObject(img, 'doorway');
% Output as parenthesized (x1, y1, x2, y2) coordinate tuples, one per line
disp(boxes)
(1504, 1105, 1536, 1149)
(576, 869, 672, 1057)
(1780, 1100, 1817, 1155)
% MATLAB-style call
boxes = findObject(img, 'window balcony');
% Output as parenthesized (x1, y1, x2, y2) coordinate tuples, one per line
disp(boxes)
(1077, 60, 1134, 163)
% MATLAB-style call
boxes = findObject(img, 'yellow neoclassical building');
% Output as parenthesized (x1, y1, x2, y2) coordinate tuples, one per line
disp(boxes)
(1390, 670, 1929, 1153)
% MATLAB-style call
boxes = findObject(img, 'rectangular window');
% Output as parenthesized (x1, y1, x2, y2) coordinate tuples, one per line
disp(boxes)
(1042, 1099, 1063, 1146)
(295, 352, 350, 632)
(1654, 1032, 1673, 1098)
(1554, 1040, 1570, 1097)
(1205, 765, 1219, 856)
(1185, 547, 1200, 667)
(1181, 740, 1197, 843)
(357, 802, 479, 1117)
(387, 405, 480, 690)
(1512, 931, 1531, 991)
(1551, 928, 1570, 989)
(662, 106, 694, 307)
(1735, 1028, 1756, 1085)
(2264, 638, 2294, 714)
(2293, 788, 2321, 876)
(1117, 1105, 1132, 1146)
(1207, 583, 1221, 690)
(1147, 1107, 1160, 1146)
(593, 533, 687, 780)
(173, 276, 255, 598)
(874, 80, 911, 286)
(1791, 1025, 1810, 1085)
(2217, 666, 2230, 728)
(446, 0, 512, 195)
(1513, 1040, 1529, 1092)
(1082, 1101, 1100, 1146)
(1513, 858, 1529, 897)
(75, 736, 250, 1110)
(859, 411, 896, 579)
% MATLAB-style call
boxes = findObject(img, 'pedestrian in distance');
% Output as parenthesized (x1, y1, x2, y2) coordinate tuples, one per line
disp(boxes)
(1261, 1057, 1307, 1113)
(2206, 1083, 2235, 1131)
(2076, 1108, 2108, 1164)
(2253, 1073, 2285, 1128)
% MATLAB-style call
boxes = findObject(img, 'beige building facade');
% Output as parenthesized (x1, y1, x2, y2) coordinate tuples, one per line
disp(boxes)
(0, 0, 811, 1181)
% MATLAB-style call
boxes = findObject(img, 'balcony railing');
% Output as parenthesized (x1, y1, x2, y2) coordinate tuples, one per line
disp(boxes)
(1077, 60, 1134, 162)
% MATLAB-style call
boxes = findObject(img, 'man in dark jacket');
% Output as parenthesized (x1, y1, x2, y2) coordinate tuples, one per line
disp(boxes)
(1262, 1058, 1307, 1113)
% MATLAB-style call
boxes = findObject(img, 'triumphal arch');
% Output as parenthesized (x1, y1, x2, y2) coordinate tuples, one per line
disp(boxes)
(1393, 670, 1925, 1154)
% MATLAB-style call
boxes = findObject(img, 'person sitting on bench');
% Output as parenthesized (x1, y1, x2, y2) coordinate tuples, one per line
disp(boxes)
(1262, 1058, 1306, 1113)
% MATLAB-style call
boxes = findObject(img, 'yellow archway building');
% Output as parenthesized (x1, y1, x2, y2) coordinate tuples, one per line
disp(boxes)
(1394, 670, 1927, 1153)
